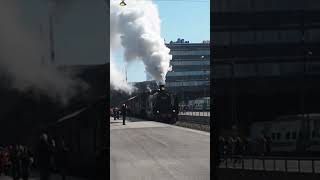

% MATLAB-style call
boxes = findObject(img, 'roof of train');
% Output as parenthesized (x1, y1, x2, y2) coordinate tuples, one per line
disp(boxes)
(54, 95, 107, 124)
(57, 107, 88, 122)
(127, 96, 137, 101)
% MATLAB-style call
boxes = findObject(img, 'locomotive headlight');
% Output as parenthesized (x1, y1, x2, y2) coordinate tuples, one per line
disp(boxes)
(156, 110, 159, 113)
(173, 109, 176, 112)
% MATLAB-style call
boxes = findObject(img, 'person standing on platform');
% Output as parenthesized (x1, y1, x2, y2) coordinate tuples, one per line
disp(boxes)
(56, 139, 69, 180)
(122, 104, 127, 125)
(21, 146, 32, 180)
(113, 108, 117, 120)
(11, 145, 22, 180)
(37, 133, 53, 180)
(116, 108, 120, 119)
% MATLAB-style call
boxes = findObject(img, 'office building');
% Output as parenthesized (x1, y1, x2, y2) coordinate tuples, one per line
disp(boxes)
(212, 0, 320, 134)
(165, 39, 210, 103)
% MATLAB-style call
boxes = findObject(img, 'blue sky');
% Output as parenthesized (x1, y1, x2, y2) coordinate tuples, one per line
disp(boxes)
(114, 0, 210, 82)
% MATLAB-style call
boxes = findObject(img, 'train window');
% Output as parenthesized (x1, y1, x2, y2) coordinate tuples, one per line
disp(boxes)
(292, 132, 297, 139)
(286, 132, 290, 140)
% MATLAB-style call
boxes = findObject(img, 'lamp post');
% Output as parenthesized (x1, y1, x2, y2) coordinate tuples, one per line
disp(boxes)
(201, 55, 206, 99)
(120, 0, 127, 6)
(304, 50, 312, 151)
(231, 59, 237, 135)
(299, 10, 312, 153)
(48, 1, 56, 65)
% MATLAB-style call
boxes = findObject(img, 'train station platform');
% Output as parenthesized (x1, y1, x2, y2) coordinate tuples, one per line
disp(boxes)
(110, 117, 210, 180)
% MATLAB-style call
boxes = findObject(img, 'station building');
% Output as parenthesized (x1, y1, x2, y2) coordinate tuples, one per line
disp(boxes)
(165, 39, 210, 103)
(212, 0, 320, 135)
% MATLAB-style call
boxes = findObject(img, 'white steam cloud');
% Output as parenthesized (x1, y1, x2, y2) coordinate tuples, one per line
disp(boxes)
(110, 53, 136, 94)
(110, 0, 172, 93)
(0, 0, 86, 105)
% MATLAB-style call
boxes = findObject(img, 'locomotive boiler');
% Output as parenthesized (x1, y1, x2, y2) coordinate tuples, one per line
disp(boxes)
(125, 85, 179, 124)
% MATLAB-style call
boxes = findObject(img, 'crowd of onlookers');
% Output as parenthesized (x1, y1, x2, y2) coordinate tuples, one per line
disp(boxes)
(111, 107, 121, 120)
(0, 145, 34, 180)
(0, 133, 69, 180)
(218, 135, 272, 163)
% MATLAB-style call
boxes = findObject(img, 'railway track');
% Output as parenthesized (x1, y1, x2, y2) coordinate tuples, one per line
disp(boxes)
(124, 116, 210, 132)
(178, 115, 210, 125)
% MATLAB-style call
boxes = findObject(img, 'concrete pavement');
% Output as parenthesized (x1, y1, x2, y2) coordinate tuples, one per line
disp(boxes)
(110, 117, 210, 180)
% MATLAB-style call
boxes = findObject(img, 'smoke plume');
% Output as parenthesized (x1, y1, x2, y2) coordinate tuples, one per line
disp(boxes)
(110, 0, 172, 91)
(110, 53, 136, 94)
(0, 0, 86, 105)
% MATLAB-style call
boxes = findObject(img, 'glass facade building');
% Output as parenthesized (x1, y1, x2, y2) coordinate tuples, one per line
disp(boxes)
(165, 40, 210, 102)
(213, 4, 320, 79)
(212, 0, 320, 133)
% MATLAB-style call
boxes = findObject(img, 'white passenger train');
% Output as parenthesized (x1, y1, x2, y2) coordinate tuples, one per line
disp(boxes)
(180, 97, 210, 111)
(250, 113, 320, 152)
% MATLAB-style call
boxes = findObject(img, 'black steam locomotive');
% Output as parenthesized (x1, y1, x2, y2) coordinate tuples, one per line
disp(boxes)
(125, 85, 179, 123)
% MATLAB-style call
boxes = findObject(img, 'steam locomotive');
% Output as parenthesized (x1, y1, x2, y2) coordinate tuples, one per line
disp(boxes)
(124, 85, 179, 124)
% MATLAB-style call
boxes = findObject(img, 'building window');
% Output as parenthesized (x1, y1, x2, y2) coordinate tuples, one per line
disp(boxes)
(272, 133, 276, 140)
(234, 64, 256, 77)
(292, 132, 297, 139)
(286, 132, 290, 140)
(213, 32, 230, 45)
(232, 31, 255, 45)
(278, 30, 301, 43)
(255, 31, 279, 43)
(166, 81, 210, 87)
(306, 29, 320, 42)
(171, 60, 210, 66)
(307, 62, 320, 74)
(214, 64, 232, 78)
(312, 130, 316, 138)
(166, 71, 210, 77)
(257, 63, 281, 76)
(170, 50, 210, 56)
(277, 133, 281, 140)
(280, 62, 304, 75)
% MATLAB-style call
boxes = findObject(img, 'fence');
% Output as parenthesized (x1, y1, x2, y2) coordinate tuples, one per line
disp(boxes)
(219, 155, 320, 174)
(178, 106, 210, 117)
(179, 111, 210, 116)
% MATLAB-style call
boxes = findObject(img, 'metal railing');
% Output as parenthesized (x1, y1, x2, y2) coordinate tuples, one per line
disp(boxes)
(178, 106, 210, 117)
(219, 155, 320, 174)
(179, 111, 210, 116)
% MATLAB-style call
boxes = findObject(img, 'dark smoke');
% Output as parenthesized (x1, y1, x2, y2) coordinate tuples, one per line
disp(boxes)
(0, 0, 87, 105)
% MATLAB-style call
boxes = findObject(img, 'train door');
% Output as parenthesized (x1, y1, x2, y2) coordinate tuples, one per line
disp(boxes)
(308, 118, 320, 151)
(271, 121, 299, 152)
(146, 95, 153, 118)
